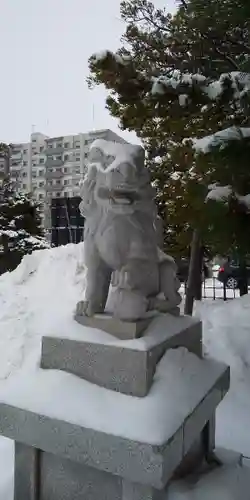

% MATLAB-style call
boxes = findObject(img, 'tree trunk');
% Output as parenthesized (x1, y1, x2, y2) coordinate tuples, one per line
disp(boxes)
(194, 245, 203, 300)
(184, 229, 201, 315)
(238, 257, 248, 296)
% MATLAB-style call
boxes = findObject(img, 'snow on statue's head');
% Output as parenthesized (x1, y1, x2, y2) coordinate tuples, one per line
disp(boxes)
(79, 139, 155, 217)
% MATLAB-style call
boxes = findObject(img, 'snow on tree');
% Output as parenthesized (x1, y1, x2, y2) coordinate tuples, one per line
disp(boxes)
(88, 0, 250, 259)
(0, 176, 50, 275)
(88, 0, 250, 304)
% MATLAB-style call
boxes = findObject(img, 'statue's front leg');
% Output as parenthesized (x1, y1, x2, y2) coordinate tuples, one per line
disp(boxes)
(76, 241, 112, 317)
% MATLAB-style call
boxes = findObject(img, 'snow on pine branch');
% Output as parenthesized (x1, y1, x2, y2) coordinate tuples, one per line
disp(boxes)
(90, 50, 250, 106)
(151, 70, 250, 103)
(206, 184, 250, 210)
(191, 126, 250, 154)
(206, 185, 232, 202)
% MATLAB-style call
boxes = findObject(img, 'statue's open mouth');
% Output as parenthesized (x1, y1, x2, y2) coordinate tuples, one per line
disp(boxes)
(98, 186, 139, 205)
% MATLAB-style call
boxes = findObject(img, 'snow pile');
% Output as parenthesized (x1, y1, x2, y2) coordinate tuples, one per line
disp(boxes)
(196, 296, 250, 456)
(0, 243, 86, 380)
(169, 464, 250, 500)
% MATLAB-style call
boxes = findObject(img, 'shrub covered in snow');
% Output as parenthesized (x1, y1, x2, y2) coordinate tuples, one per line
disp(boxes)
(0, 176, 50, 275)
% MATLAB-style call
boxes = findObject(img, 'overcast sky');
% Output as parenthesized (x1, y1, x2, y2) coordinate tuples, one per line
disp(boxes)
(0, 0, 176, 145)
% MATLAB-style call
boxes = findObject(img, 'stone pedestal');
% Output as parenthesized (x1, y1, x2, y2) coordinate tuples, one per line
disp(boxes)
(0, 313, 230, 500)
(41, 313, 202, 397)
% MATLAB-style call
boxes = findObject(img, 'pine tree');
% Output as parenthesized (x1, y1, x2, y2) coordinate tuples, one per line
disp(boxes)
(0, 176, 50, 275)
(88, 0, 250, 260)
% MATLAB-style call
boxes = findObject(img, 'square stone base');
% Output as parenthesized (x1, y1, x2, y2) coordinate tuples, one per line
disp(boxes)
(41, 314, 202, 397)
(14, 418, 215, 500)
(15, 443, 166, 500)
(0, 360, 229, 492)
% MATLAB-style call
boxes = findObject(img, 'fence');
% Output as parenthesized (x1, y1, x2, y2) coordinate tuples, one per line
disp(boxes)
(182, 276, 239, 301)
(201, 277, 237, 301)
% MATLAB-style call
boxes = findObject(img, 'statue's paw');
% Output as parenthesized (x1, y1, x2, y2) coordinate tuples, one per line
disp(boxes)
(148, 294, 181, 314)
(148, 297, 171, 313)
(75, 300, 93, 317)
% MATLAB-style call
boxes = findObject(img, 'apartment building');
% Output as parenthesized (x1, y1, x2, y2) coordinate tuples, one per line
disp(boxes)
(8, 128, 126, 229)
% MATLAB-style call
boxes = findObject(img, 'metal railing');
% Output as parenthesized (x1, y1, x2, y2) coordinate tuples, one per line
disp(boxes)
(182, 277, 240, 301)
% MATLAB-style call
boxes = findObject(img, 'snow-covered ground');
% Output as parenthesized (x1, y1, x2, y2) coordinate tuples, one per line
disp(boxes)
(0, 244, 250, 498)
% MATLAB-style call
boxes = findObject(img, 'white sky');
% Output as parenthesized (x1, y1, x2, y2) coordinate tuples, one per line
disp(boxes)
(0, 0, 176, 144)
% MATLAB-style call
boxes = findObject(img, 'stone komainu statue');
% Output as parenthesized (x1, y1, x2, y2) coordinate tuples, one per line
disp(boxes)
(77, 139, 181, 321)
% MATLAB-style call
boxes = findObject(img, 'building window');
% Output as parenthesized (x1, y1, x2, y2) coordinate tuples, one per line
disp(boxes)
(47, 155, 53, 160)
(38, 193, 44, 200)
(56, 143, 62, 148)
(23, 161, 27, 166)
(64, 142, 69, 149)
(75, 144, 80, 149)
(22, 172, 27, 177)
(56, 192, 61, 197)
(55, 180, 61, 185)
(63, 179, 69, 185)
(63, 167, 68, 173)
(39, 158, 44, 164)
(48, 181, 53, 186)
(40, 146, 44, 152)
(22, 183, 27, 189)
(32, 172, 37, 178)
(75, 168, 80, 174)
(63, 191, 68, 197)
(55, 155, 62, 161)
(39, 181, 44, 187)
(64, 154, 69, 161)
(75, 155, 80, 161)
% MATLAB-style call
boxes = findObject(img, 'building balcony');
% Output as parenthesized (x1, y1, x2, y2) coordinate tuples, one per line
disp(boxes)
(45, 183, 64, 192)
(11, 153, 22, 161)
(10, 169, 21, 176)
(45, 158, 64, 167)
(44, 146, 64, 156)
(45, 169, 63, 179)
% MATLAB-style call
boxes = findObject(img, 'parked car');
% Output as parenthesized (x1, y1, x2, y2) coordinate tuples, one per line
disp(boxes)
(217, 259, 250, 289)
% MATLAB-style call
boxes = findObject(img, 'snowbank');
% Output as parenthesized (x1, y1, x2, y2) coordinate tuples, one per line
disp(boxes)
(196, 296, 250, 456)
(0, 243, 86, 380)
(169, 464, 250, 500)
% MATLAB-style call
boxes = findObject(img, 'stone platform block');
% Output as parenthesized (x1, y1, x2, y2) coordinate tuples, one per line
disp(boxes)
(74, 313, 153, 340)
(0, 358, 229, 491)
(74, 308, 180, 340)
(41, 314, 202, 397)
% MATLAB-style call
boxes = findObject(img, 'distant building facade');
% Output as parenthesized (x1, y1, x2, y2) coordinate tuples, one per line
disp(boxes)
(6, 129, 126, 232)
